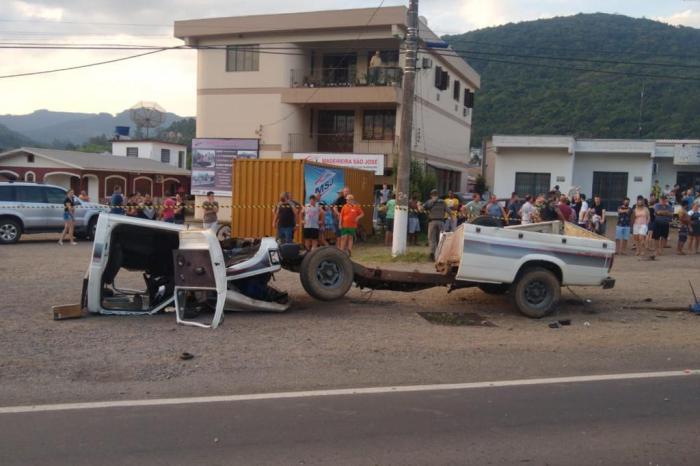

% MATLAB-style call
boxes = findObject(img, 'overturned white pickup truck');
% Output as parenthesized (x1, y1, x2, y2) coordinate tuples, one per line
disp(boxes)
(82, 214, 615, 328)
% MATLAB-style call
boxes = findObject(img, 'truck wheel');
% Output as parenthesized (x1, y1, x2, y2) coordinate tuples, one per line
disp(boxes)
(216, 224, 231, 241)
(478, 283, 510, 295)
(511, 268, 560, 318)
(0, 218, 21, 244)
(300, 247, 354, 301)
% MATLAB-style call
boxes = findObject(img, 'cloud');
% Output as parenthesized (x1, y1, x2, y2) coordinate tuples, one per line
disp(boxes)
(656, 9, 700, 28)
(12, 1, 64, 21)
(457, 0, 514, 29)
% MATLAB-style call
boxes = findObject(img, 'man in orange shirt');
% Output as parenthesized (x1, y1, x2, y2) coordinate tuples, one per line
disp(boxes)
(339, 194, 364, 255)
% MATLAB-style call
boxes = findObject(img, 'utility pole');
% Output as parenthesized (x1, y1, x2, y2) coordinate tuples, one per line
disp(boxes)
(637, 81, 645, 138)
(391, 0, 418, 256)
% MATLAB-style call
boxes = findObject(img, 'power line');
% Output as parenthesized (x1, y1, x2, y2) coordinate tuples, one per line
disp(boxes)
(0, 18, 169, 27)
(432, 50, 700, 83)
(0, 48, 169, 79)
(0, 30, 171, 37)
(5, 40, 700, 73)
(444, 38, 700, 61)
(430, 46, 700, 71)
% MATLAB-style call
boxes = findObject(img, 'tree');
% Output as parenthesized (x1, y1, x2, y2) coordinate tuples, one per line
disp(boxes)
(77, 134, 111, 153)
(443, 13, 700, 147)
(409, 159, 438, 200)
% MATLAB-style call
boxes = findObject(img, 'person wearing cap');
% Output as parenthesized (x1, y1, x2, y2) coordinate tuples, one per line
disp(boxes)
(422, 189, 447, 260)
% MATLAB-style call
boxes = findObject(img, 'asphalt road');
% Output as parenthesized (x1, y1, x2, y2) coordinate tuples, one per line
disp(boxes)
(2, 374, 699, 466)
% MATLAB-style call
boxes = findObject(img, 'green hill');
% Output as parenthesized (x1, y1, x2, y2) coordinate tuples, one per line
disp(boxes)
(0, 123, 37, 152)
(443, 13, 700, 146)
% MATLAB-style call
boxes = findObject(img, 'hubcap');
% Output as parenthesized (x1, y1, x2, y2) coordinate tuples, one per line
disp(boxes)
(524, 280, 547, 305)
(0, 224, 17, 241)
(316, 260, 341, 288)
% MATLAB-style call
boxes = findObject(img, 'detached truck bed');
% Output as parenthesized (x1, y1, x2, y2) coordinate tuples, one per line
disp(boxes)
(289, 221, 615, 318)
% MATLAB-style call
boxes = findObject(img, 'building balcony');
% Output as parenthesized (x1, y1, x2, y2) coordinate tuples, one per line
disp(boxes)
(281, 66, 403, 104)
(287, 133, 398, 157)
(290, 66, 403, 88)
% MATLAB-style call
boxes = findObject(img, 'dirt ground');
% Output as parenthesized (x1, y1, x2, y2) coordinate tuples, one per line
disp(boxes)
(1, 231, 699, 406)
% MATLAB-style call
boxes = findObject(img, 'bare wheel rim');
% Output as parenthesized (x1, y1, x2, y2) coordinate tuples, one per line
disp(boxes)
(217, 225, 232, 241)
(524, 280, 548, 306)
(316, 259, 342, 288)
(0, 224, 17, 241)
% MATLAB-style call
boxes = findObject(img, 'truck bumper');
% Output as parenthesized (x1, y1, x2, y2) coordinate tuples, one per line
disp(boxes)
(601, 277, 615, 289)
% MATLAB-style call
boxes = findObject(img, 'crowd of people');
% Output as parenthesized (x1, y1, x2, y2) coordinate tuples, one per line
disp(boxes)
(106, 185, 192, 225)
(375, 182, 700, 261)
(95, 179, 699, 262)
(101, 186, 222, 231)
(272, 187, 365, 256)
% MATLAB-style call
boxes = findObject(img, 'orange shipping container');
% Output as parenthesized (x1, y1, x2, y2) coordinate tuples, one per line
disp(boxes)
(230, 159, 375, 240)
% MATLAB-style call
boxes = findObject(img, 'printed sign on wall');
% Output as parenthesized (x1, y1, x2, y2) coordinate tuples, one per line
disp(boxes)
(191, 138, 259, 196)
(293, 153, 384, 175)
(303, 165, 345, 205)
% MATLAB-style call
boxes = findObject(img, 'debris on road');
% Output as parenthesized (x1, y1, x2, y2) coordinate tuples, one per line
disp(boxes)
(179, 352, 194, 360)
(52, 303, 84, 320)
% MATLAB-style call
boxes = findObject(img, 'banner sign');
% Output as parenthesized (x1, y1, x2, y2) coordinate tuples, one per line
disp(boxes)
(293, 153, 384, 175)
(673, 144, 700, 166)
(191, 138, 259, 196)
(304, 164, 345, 205)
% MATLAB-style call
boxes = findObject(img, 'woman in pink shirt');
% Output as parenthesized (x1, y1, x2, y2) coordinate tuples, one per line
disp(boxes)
(161, 196, 176, 223)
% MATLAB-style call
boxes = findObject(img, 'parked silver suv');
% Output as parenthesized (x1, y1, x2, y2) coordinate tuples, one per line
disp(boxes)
(0, 182, 108, 244)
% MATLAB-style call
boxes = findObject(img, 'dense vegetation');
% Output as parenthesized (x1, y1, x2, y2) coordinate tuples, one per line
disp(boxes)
(443, 13, 700, 146)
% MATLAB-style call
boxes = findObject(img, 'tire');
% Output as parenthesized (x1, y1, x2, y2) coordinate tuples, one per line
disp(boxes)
(300, 246, 354, 301)
(0, 218, 21, 244)
(511, 267, 560, 318)
(478, 283, 510, 295)
(216, 224, 232, 241)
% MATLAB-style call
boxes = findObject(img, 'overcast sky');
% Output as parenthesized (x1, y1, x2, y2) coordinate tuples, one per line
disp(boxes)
(2, 0, 699, 116)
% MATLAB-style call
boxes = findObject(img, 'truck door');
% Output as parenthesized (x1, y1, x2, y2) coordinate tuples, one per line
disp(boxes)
(173, 229, 227, 329)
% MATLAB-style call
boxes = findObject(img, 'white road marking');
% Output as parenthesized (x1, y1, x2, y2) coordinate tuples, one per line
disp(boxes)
(1, 369, 697, 415)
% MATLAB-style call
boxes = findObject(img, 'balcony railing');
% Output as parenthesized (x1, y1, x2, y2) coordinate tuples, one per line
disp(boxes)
(287, 133, 398, 155)
(290, 66, 403, 88)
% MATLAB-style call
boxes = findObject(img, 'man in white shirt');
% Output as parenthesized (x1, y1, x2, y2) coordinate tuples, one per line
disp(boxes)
(369, 50, 383, 84)
(519, 195, 536, 224)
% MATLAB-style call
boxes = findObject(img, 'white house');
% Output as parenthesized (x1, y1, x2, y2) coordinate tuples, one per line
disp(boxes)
(484, 135, 700, 211)
(111, 140, 187, 169)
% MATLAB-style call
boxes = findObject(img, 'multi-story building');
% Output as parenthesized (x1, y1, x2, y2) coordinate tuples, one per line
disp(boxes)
(174, 6, 480, 193)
